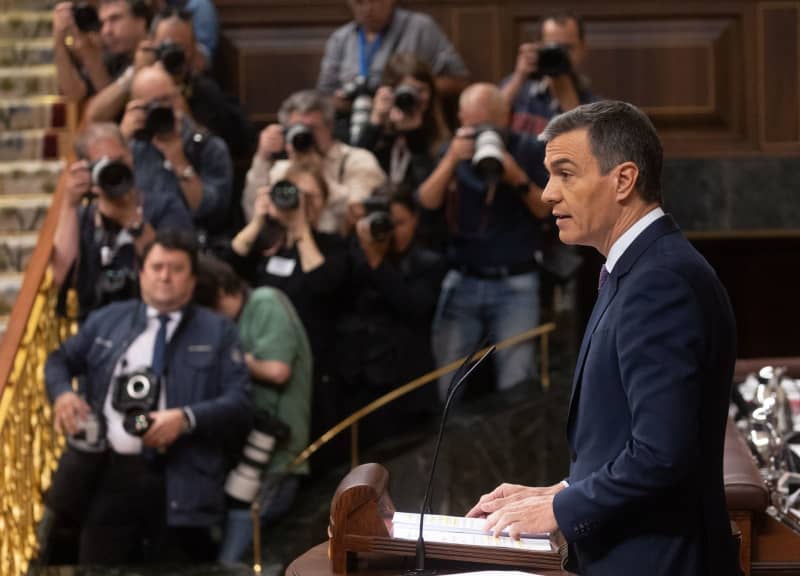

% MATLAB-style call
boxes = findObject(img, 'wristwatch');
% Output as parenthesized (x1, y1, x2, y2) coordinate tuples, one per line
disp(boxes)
(163, 159, 195, 181)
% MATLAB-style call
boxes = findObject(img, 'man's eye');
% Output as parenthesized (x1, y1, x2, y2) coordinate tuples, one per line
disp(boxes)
(560, 172, 571, 180)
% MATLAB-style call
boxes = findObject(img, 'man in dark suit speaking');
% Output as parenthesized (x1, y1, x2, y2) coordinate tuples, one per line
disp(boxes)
(467, 101, 739, 575)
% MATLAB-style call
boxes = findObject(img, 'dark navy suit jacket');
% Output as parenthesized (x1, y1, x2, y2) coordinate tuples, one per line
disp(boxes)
(552, 214, 739, 575)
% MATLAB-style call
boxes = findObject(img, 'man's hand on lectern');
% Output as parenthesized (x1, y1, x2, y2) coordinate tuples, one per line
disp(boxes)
(466, 481, 566, 539)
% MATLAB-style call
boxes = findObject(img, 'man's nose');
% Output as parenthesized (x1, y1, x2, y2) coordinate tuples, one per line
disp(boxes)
(541, 180, 559, 205)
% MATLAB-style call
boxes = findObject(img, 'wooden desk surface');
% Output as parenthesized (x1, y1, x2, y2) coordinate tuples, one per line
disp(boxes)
(286, 543, 571, 576)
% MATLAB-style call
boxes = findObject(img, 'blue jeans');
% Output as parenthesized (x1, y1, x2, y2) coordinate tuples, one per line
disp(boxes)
(432, 270, 540, 401)
(217, 474, 300, 564)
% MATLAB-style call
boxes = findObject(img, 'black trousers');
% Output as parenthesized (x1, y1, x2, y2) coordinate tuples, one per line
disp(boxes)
(78, 451, 217, 565)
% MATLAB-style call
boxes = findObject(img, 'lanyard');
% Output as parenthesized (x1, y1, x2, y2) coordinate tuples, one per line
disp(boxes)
(357, 27, 383, 78)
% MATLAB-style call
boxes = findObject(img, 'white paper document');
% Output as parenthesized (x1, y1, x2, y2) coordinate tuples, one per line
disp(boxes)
(392, 512, 552, 552)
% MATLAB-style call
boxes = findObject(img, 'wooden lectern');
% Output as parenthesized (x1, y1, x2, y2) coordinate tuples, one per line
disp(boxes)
(328, 463, 568, 575)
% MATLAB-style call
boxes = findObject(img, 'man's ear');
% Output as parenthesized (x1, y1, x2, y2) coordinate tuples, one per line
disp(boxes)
(614, 161, 639, 202)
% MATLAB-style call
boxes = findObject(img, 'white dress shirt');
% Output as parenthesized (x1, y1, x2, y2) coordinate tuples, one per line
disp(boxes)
(103, 307, 182, 454)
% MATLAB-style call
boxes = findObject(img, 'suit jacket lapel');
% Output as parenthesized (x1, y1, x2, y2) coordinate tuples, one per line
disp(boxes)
(566, 214, 681, 434)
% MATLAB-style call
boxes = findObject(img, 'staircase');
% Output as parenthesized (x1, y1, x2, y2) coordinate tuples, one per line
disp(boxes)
(0, 1, 69, 338)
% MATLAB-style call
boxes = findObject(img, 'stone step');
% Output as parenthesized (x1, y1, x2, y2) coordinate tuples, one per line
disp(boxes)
(0, 38, 54, 67)
(0, 128, 70, 162)
(0, 64, 57, 98)
(0, 272, 24, 317)
(0, 194, 52, 233)
(0, 231, 39, 273)
(0, 0, 57, 11)
(0, 160, 64, 196)
(0, 96, 68, 131)
(0, 12, 53, 40)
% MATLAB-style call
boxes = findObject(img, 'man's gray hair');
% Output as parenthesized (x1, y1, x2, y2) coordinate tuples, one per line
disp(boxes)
(541, 100, 663, 203)
(73, 122, 127, 159)
(278, 90, 335, 128)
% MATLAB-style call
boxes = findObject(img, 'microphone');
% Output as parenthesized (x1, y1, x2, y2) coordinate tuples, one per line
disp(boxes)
(407, 344, 496, 575)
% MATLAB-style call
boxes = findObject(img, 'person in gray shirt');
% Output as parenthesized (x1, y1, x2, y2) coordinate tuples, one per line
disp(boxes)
(318, 0, 469, 103)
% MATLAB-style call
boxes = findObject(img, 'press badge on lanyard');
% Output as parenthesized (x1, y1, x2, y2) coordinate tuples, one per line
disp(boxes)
(266, 256, 296, 277)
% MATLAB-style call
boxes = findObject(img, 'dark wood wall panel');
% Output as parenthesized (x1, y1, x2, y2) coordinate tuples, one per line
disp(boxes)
(221, 27, 333, 123)
(759, 4, 799, 145)
(216, 0, 800, 156)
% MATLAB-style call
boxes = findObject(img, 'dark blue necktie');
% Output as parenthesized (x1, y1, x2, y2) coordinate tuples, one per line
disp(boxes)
(598, 265, 610, 292)
(151, 314, 170, 376)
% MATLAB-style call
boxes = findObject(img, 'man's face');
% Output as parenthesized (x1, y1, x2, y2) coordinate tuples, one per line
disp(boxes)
(349, 0, 395, 34)
(100, 1, 147, 56)
(153, 18, 195, 77)
(287, 111, 333, 153)
(541, 17, 586, 70)
(542, 129, 620, 252)
(139, 244, 196, 312)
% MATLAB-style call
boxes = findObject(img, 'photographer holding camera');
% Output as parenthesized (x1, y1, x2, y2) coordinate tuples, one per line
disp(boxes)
(336, 185, 445, 437)
(86, 8, 254, 161)
(53, 0, 150, 103)
(193, 255, 312, 563)
(317, 0, 468, 133)
(52, 122, 193, 321)
(352, 54, 449, 189)
(500, 11, 595, 137)
(242, 90, 385, 235)
(121, 65, 233, 235)
(45, 229, 252, 564)
(233, 162, 349, 462)
(418, 83, 550, 401)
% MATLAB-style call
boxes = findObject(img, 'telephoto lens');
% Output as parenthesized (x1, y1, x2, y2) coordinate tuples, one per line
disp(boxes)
(285, 123, 314, 153)
(270, 179, 300, 211)
(90, 156, 135, 199)
(349, 93, 373, 144)
(472, 126, 506, 183)
(224, 412, 291, 506)
(393, 84, 420, 115)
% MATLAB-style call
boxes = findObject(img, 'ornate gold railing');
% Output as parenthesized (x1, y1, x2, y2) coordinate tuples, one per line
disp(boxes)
(0, 163, 70, 574)
(290, 322, 556, 470)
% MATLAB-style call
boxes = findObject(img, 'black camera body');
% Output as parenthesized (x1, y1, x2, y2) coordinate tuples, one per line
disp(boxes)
(536, 43, 572, 77)
(270, 179, 300, 211)
(112, 368, 162, 436)
(363, 196, 394, 242)
(225, 411, 291, 505)
(72, 2, 100, 33)
(471, 125, 506, 183)
(155, 41, 187, 78)
(134, 103, 176, 141)
(393, 84, 420, 115)
(90, 156, 134, 199)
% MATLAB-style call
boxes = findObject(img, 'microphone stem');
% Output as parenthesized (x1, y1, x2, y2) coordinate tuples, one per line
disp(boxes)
(415, 346, 496, 572)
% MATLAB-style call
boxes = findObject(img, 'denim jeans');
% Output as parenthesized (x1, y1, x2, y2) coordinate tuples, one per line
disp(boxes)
(217, 474, 300, 563)
(432, 270, 540, 401)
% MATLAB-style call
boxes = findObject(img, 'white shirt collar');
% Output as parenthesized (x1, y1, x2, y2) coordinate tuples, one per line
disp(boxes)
(145, 306, 182, 325)
(605, 207, 665, 273)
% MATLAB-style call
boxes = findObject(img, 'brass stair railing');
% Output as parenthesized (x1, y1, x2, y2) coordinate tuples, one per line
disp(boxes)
(0, 157, 71, 576)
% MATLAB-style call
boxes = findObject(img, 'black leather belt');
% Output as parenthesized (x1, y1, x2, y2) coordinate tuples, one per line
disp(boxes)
(457, 260, 538, 279)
